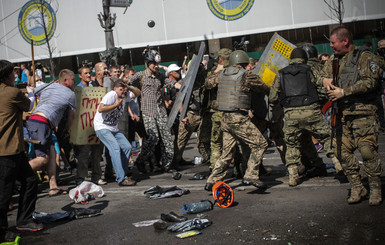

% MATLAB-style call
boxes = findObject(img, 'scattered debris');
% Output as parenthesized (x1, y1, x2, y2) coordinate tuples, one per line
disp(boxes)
(33, 208, 102, 223)
(68, 181, 104, 204)
(182, 200, 213, 214)
(132, 219, 161, 227)
(176, 230, 201, 239)
(167, 218, 212, 232)
(144, 186, 190, 199)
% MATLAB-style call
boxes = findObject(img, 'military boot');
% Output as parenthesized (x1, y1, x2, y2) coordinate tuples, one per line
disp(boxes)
(368, 176, 382, 206)
(346, 174, 367, 204)
(288, 166, 300, 187)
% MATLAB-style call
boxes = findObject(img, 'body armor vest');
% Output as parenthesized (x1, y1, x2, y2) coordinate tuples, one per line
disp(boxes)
(279, 63, 319, 108)
(338, 47, 377, 103)
(217, 66, 251, 111)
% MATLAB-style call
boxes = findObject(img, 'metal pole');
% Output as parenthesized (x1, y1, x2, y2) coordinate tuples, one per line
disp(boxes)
(31, 40, 36, 88)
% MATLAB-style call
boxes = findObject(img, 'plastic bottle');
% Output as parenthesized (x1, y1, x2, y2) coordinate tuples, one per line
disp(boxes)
(182, 200, 213, 214)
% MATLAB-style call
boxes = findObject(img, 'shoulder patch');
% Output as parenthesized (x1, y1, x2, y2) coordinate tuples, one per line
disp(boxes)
(369, 61, 378, 74)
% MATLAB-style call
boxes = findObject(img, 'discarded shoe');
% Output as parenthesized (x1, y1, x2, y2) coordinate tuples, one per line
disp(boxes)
(119, 177, 136, 186)
(161, 212, 187, 222)
(242, 178, 267, 190)
(16, 222, 44, 232)
(172, 172, 182, 180)
(189, 173, 206, 180)
(204, 183, 214, 192)
(153, 220, 169, 230)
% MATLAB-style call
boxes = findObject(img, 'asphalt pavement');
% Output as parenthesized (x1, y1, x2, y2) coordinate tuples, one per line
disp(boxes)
(6, 132, 385, 245)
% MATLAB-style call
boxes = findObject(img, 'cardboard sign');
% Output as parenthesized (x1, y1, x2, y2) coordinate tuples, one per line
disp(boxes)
(70, 87, 107, 145)
(252, 33, 296, 86)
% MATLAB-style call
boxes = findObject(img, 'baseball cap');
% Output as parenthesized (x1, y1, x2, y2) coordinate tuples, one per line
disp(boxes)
(168, 64, 182, 72)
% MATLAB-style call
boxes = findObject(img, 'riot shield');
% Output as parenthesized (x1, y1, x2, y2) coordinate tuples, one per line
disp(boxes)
(251, 32, 296, 86)
(166, 41, 206, 128)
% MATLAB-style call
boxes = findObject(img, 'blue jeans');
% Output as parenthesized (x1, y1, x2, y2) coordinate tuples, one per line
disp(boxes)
(95, 129, 131, 184)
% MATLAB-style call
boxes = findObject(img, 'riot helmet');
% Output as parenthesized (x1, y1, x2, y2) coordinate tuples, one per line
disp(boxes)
(229, 50, 249, 66)
(143, 48, 161, 64)
(299, 43, 318, 59)
(290, 48, 308, 63)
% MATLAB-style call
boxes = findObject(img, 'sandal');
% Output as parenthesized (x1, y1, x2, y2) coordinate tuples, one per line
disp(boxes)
(48, 188, 68, 197)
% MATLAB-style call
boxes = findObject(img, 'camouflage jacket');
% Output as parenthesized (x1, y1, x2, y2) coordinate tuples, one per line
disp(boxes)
(319, 45, 380, 115)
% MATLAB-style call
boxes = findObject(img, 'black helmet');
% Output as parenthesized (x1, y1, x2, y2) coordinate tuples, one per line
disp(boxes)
(229, 50, 249, 66)
(143, 48, 161, 64)
(299, 43, 318, 59)
(290, 48, 308, 62)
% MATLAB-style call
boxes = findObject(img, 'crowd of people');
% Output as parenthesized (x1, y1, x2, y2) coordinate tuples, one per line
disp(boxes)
(1, 26, 385, 243)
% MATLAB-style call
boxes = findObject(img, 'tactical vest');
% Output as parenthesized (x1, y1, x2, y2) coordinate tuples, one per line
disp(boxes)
(279, 63, 318, 108)
(337, 46, 377, 103)
(338, 46, 370, 89)
(217, 66, 251, 111)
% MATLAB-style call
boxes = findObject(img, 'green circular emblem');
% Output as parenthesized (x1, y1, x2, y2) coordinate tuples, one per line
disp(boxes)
(18, 0, 56, 46)
(206, 0, 254, 21)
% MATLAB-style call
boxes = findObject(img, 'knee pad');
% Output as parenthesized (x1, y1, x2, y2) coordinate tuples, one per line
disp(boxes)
(359, 144, 375, 162)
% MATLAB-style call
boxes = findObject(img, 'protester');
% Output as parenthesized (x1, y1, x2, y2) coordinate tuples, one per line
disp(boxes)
(93, 80, 140, 186)
(27, 69, 76, 196)
(0, 60, 43, 243)
(130, 48, 181, 173)
(75, 67, 106, 186)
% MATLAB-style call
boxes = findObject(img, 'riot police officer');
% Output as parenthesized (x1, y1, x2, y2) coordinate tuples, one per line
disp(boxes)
(205, 50, 269, 191)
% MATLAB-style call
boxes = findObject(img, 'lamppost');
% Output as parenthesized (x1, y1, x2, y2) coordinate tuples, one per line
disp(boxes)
(97, 0, 132, 66)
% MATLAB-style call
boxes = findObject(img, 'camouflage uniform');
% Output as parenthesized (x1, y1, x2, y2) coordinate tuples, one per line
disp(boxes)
(196, 110, 212, 163)
(207, 66, 269, 184)
(270, 57, 334, 186)
(174, 66, 207, 165)
(299, 57, 329, 173)
(204, 50, 231, 170)
(319, 45, 381, 204)
(174, 109, 201, 163)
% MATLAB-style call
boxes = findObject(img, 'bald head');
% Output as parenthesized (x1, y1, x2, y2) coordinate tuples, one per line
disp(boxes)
(94, 62, 107, 79)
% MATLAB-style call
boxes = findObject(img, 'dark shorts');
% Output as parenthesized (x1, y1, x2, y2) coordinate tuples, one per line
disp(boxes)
(26, 119, 52, 157)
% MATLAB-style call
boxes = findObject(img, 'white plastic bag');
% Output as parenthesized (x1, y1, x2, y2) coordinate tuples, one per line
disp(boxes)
(69, 181, 104, 203)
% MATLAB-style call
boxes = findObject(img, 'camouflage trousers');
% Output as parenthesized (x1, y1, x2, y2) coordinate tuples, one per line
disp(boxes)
(209, 110, 223, 169)
(174, 110, 201, 163)
(136, 110, 174, 166)
(207, 112, 268, 183)
(283, 109, 333, 167)
(337, 114, 381, 177)
(252, 117, 286, 164)
(196, 111, 212, 163)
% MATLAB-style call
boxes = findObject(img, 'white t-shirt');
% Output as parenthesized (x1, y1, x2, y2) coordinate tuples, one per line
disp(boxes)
(93, 90, 124, 132)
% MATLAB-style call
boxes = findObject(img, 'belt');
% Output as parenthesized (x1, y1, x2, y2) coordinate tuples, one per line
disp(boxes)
(29, 114, 54, 130)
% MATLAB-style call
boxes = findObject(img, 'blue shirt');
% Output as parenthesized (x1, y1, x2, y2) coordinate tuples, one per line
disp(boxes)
(33, 83, 76, 127)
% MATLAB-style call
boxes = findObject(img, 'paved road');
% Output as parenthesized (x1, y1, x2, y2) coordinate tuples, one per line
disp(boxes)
(7, 133, 385, 244)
